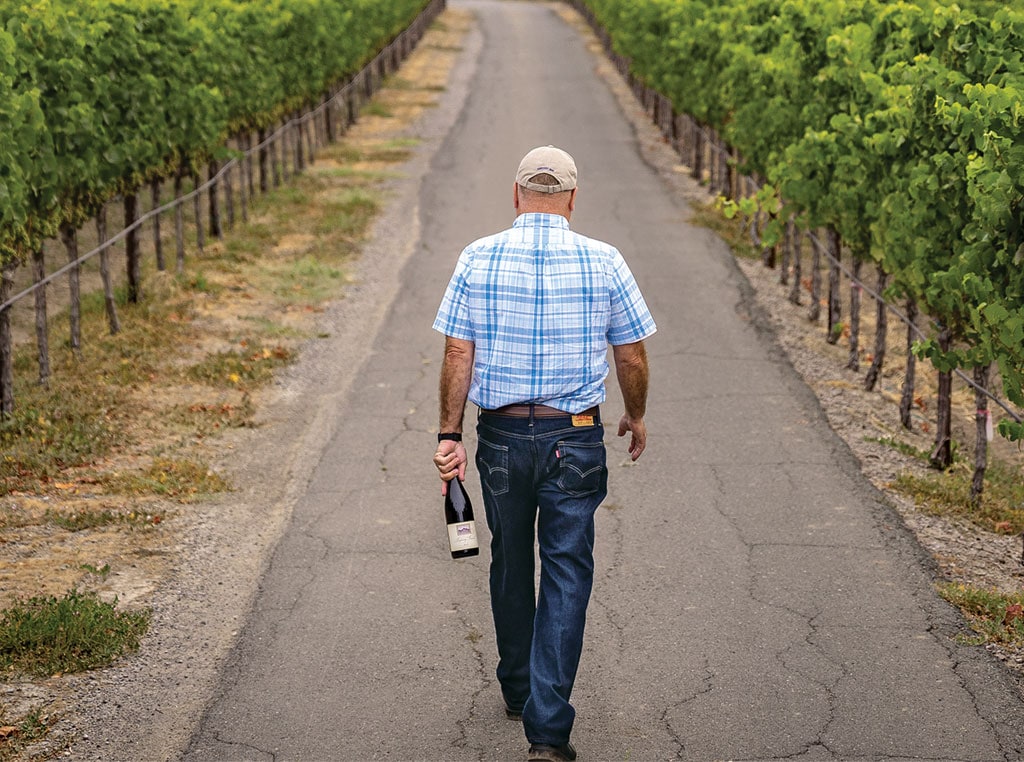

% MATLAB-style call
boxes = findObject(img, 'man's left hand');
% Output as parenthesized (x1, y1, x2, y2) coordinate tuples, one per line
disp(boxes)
(617, 415, 646, 461)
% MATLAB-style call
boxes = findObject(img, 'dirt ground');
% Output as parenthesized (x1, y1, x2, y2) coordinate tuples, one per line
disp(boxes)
(1, 2, 1023, 757)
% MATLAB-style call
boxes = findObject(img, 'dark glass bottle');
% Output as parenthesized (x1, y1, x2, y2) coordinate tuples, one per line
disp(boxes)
(445, 478, 479, 559)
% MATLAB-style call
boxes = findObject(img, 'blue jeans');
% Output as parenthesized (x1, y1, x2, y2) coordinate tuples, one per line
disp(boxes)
(475, 409, 608, 747)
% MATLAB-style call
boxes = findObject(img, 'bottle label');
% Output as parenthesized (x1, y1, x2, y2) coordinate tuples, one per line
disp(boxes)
(448, 520, 478, 551)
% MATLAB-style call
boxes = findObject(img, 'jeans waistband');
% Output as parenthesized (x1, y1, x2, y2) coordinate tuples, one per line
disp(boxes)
(483, 403, 598, 418)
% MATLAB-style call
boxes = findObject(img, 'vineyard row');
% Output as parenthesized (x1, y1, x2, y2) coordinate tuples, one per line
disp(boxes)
(0, 0, 445, 415)
(0, 0, 432, 263)
(572, 0, 1024, 453)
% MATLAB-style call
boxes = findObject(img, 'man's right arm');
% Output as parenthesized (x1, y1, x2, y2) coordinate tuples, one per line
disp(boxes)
(612, 340, 649, 461)
(434, 336, 475, 493)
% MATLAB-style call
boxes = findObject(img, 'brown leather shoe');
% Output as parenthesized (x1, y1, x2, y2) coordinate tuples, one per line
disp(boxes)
(527, 741, 577, 761)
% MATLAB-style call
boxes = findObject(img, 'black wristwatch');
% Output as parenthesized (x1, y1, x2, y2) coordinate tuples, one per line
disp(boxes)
(437, 432, 463, 443)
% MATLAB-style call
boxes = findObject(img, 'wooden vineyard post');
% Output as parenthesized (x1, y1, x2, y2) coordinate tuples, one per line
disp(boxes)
(239, 135, 250, 224)
(278, 123, 288, 185)
(60, 222, 81, 353)
(899, 299, 918, 429)
(208, 161, 223, 241)
(96, 208, 121, 334)
(779, 218, 791, 287)
(224, 161, 235, 231)
(304, 114, 316, 166)
(847, 257, 863, 371)
(864, 265, 888, 391)
(293, 114, 304, 173)
(0, 262, 16, 415)
(125, 193, 141, 303)
(245, 131, 255, 196)
(191, 170, 205, 255)
(259, 128, 270, 193)
(31, 246, 50, 386)
(929, 327, 953, 470)
(808, 234, 822, 323)
(152, 178, 165, 271)
(970, 363, 992, 505)
(174, 169, 185, 275)
(788, 224, 802, 306)
(826, 228, 842, 345)
(692, 127, 704, 183)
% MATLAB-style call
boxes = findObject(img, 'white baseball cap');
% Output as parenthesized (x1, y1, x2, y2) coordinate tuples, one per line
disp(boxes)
(515, 145, 578, 193)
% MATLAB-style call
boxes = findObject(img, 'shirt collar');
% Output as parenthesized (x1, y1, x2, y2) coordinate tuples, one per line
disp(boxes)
(513, 213, 570, 230)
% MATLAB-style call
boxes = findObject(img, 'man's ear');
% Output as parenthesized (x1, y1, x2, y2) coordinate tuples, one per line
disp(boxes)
(568, 187, 577, 213)
(513, 181, 520, 211)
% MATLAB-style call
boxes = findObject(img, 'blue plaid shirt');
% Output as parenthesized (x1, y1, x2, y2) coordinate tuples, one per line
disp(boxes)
(433, 213, 656, 413)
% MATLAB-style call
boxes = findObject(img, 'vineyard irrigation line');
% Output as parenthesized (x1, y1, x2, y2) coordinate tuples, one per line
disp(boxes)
(0, 9, 427, 318)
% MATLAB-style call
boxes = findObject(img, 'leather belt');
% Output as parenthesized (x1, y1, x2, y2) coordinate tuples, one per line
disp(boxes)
(484, 403, 599, 418)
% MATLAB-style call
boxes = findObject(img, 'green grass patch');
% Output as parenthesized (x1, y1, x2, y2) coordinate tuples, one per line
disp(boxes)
(939, 583, 1024, 649)
(172, 397, 257, 435)
(185, 271, 221, 294)
(103, 457, 230, 502)
(0, 590, 150, 678)
(0, 386, 122, 495)
(894, 457, 1024, 533)
(328, 139, 416, 166)
(690, 202, 759, 260)
(316, 166, 396, 184)
(271, 256, 344, 303)
(316, 188, 379, 240)
(0, 706, 56, 761)
(364, 139, 417, 163)
(45, 508, 157, 532)
(384, 76, 415, 90)
(186, 341, 294, 388)
(361, 101, 394, 118)
(224, 231, 269, 261)
(865, 435, 930, 461)
(238, 315, 306, 339)
(273, 185, 312, 206)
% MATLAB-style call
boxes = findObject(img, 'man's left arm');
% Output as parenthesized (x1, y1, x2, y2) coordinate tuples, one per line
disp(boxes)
(612, 340, 649, 461)
(434, 336, 475, 493)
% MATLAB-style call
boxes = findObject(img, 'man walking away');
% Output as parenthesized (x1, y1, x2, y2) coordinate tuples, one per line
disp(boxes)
(432, 145, 656, 761)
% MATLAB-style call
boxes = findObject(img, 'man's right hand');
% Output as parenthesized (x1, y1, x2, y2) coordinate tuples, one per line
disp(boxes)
(433, 440, 467, 495)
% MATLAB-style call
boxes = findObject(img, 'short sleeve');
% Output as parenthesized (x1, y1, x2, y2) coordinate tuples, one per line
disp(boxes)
(433, 250, 475, 341)
(607, 251, 656, 345)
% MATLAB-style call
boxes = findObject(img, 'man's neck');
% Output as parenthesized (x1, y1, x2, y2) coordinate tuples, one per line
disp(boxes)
(516, 208, 571, 221)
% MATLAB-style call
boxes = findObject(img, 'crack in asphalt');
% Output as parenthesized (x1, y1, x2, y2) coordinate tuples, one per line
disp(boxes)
(592, 495, 629, 660)
(701, 461, 857, 760)
(662, 658, 714, 761)
(210, 735, 276, 761)
(450, 599, 492, 762)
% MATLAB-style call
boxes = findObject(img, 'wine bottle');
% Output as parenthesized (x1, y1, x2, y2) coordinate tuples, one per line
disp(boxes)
(445, 478, 479, 559)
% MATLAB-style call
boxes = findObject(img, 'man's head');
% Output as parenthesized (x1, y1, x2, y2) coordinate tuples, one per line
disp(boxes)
(513, 145, 577, 219)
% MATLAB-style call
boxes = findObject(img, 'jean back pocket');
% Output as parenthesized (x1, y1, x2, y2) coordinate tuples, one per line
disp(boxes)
(556, 441, 607, 497)
(476, 436, 510, 496)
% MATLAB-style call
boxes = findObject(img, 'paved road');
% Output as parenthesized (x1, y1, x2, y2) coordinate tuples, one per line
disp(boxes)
(184, 2, 1024, 760)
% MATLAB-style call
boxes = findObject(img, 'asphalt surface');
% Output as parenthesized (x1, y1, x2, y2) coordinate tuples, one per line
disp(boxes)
(182, 1, 1024, 760)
